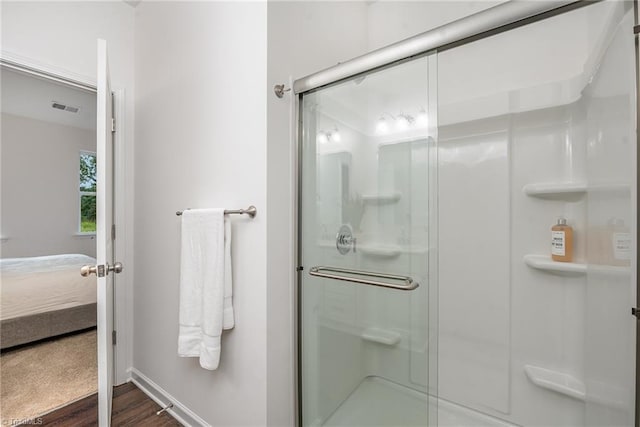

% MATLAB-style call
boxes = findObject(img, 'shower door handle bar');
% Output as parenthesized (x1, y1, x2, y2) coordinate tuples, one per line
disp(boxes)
(309, 266, 418, 291)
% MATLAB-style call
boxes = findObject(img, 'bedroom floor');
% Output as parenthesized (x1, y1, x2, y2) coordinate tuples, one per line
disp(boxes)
(1, 328, 97, 424)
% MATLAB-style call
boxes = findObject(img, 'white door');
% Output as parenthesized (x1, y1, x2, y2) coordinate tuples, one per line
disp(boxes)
(81, 38, 117, 426)
(96, 38, 118, 427)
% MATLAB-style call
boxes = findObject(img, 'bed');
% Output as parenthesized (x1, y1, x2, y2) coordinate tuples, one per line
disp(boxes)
(1, 254, 97, 349)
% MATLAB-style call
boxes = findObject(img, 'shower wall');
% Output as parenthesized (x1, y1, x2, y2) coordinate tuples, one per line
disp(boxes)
(435, 2, 636, 425)
(272, 1, 635, 426)
(297, 1, 636, 426)
(268, 4, 512, 425)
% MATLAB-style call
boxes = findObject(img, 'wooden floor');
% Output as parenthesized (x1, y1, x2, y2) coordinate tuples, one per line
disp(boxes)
(25, 382, 182, 426)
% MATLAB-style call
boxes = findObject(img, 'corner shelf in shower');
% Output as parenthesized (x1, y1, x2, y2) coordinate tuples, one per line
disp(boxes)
(523, 255, 586, 275)
(361, 192, 402, 205)
(523, 182, 630, 198)
(524, 365, 586, 401)
(523, 255, 630, 277)
(523, 182, 587, 198)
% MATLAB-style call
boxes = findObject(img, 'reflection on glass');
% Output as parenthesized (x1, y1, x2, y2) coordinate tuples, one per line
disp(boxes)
(300, 54, 435, 427)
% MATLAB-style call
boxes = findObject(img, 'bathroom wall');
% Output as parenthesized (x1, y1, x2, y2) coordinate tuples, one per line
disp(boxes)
(134, 2, 268, 425)
(267, 3, 369, 425)
(1, 113, 96, 258)
(0, 0, 135, 383)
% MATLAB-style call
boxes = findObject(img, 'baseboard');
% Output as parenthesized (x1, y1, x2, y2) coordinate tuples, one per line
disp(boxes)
(128, 367, 210, 427)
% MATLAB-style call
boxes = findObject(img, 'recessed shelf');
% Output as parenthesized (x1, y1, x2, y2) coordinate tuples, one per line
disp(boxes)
(523, 182, 587, 197)
(524, 365, 585, 401)
(523, 255, 586, 275)
(361, 192, 401, 204)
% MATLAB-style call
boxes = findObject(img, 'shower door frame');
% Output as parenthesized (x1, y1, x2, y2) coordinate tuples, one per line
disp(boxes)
(293, 0, 640, 425)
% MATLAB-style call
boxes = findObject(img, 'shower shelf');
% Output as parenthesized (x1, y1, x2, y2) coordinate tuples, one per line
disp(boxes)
(361, 328, 402, 346)
(359, 245, 402, 258)
(361, 192, 401, 204)
(523, 255, 630, 276)
(523, 182, 630, 198)
(523, 255, 586, 275)
(523, 182, 587, 197)
(524, 365, 585, 401)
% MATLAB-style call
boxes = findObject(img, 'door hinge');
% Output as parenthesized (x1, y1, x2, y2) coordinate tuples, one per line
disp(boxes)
(634, 25, 640, 35)
(112, 330, 117, 345)
(111, 224, 116, 241)
(632, 307, 640, 319)
(111, 118, 116, 133)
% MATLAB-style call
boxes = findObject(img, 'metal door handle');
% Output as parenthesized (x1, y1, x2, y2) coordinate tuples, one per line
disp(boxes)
(80, 265, 98, 277)
(108, 262, 123, 274)
(80, 262, 123, 277)
(309, 266, 418, 291)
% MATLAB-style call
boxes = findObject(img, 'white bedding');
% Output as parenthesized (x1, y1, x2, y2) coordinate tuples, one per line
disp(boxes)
(1, 254, 97, 321)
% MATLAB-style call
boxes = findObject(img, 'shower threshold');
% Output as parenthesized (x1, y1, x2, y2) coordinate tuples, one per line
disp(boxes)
(322, 376, 517, 427)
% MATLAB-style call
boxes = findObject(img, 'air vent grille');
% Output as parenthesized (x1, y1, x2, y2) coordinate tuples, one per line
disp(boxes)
(51, 101, 80, 113)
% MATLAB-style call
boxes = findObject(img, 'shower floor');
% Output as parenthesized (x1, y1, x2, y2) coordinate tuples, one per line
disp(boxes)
(323, 376, 516, 427)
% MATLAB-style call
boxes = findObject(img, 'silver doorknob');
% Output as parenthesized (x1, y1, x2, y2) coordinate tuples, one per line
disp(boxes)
(80, 262, 123, 277)
(108, 262, 123, 274)
(80, 265, 97, 277)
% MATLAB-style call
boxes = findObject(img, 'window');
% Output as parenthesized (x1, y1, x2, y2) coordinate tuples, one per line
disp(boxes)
(79, 152, 97, 233)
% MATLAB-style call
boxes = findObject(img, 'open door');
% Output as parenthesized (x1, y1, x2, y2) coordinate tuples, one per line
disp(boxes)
(80, 38, 121, 426)
(96, 37, 118, 427)
(96, 37, 114, 427)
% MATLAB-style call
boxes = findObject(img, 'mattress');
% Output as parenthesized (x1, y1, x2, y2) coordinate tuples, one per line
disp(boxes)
(1, 254, 98, 348)
(1, 254, 97, 322)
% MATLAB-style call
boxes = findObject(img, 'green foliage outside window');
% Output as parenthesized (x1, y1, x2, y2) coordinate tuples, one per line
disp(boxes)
(80, 153, 97, 232)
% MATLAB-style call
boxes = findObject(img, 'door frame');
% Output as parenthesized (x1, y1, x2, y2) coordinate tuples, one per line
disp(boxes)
(634, 1, 640, 425)
(0, 52, 132, 386)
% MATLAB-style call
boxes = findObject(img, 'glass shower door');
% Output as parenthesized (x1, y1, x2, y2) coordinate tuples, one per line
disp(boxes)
(299, 54, 437, 427)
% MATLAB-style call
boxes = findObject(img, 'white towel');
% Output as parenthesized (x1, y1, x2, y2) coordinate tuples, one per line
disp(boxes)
(178, 208, 234, 370)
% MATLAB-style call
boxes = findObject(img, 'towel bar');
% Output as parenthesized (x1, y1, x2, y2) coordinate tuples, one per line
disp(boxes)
(176, 205, 257, 218)
(309, 266, 418, 291)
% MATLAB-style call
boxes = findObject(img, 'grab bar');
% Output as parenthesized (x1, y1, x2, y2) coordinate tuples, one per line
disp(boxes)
(309, 266, 418, 291)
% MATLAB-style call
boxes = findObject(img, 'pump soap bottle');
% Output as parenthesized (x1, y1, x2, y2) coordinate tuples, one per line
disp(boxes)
(551, 217, 573, 262)
(609, 218, 631, 267)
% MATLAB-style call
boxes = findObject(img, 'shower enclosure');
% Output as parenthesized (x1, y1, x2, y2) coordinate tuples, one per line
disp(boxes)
(299, 54, 438, 426)
(296, 1, 637, 426)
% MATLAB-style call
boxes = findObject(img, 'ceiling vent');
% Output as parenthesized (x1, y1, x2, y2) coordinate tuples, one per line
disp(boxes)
(52, 101, 79, 113)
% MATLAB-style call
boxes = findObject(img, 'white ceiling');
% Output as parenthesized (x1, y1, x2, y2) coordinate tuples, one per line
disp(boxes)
(1, 68, 97, 130)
